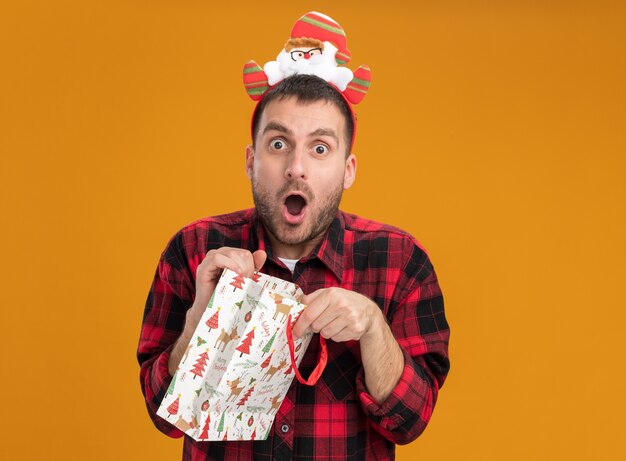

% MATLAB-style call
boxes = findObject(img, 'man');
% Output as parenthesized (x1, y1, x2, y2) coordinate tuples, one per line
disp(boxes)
(138, 13, 449, 461)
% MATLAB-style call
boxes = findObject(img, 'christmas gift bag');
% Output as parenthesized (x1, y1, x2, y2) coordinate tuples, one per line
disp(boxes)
(157, 269, 327, 441)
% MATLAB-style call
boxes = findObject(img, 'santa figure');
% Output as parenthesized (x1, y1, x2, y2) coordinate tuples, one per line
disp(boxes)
(243, 11, 371, 104)
(263, 14, 354, 91)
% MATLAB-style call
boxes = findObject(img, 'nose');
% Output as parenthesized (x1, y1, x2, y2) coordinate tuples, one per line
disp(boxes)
(304, 53, 310, 60)
(285, 149, 306, 180)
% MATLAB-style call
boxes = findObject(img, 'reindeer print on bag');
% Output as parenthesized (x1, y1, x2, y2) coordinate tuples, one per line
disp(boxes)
(214, 326, 240, 352)
(269, 293, 292, 322)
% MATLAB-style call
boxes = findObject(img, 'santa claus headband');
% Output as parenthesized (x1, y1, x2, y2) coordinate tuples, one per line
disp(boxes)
(243, 11, 372, 148)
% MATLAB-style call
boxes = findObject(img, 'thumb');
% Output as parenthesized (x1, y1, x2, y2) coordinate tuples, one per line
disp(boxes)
(252, 250, 267, 272)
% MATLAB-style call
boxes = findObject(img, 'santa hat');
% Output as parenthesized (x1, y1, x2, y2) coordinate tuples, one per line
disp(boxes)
(290, 11, 352, 66)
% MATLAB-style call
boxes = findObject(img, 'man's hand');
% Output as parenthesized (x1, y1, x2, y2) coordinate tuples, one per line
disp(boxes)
(185, 248, 267, 334)
(167, 248, 266, 376)
(293, 287, 405, 403)
(293, 288, 378, 342)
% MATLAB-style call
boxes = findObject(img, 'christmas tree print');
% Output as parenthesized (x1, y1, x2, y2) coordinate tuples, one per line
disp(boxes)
(251, 272, 262, 283)
(230, 274, 246, 291)
(206, 308, 219, 331)
(204, 383, 224, 398)
(233, 358, 258, 369)
(166, 373, 177, 396)
(217, 411, 226, 437)
(236, 327, 255, 357)
(199, 413, 211, 440)
(260, 352, 273, 369)
(236, 385, 255, 407)
(262, 329, 278, 356)
(191, 350, 209, 379)
(207, 293, 215, 309)
(166, 394, 180, 418)
(250, 428, 257, 441)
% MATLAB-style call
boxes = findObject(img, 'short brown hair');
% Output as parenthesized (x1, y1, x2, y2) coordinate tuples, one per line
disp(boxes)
(251, 74, 354, 156)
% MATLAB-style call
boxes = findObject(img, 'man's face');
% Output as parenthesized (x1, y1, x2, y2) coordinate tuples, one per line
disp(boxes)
(246, 97, 356, 253)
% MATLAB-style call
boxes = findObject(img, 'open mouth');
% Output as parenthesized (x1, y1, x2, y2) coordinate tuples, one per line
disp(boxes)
(285, 194, 307, 216)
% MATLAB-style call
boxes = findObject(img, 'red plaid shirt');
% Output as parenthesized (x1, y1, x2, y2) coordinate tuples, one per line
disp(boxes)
(138, 209, 450, 460)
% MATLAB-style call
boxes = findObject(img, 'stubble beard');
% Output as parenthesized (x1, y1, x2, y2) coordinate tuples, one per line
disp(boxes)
(252, 178, 343, 248)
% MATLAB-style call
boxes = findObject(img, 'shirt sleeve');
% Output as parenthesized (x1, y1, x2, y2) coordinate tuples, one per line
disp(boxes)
(355, 241, 450, 445)
(137, 233, 196, 438)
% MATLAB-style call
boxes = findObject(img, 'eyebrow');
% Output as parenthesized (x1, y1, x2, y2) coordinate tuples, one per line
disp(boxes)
(309, 128, 339, 144)
(262, 122, 292, 136)
(262, 122, 339, 145)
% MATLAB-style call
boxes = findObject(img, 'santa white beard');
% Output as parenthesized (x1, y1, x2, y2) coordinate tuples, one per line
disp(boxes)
(263, 41, 353, 91)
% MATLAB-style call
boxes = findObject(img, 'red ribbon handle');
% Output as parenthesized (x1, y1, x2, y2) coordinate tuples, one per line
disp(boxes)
(286, 314, 328, 386)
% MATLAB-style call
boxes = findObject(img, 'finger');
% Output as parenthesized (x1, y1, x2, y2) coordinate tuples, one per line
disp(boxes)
(201, 251, 242, 275)
(310, 306, 343, 336)
(319, 320, 348, 341)
(252, 250, 267, 272)
(293, 290, 323, 337)
(329, 326, 356, 343)
(226, 250, 256, 278)
(299, 289, 325, 307)
(292, 313, 310, 340)
(293, 291, 331, 338)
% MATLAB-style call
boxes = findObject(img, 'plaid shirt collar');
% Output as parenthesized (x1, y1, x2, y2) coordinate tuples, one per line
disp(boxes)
(250, 209, 345, 282)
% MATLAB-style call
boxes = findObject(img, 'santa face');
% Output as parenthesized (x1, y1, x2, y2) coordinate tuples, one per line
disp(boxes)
(246, 97, 356, 259)
(276, 41, 340, 79)
(288, 47, 322, 61)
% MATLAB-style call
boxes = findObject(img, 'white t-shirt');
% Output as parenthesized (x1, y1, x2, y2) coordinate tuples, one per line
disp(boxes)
(278, 257, 299, 273)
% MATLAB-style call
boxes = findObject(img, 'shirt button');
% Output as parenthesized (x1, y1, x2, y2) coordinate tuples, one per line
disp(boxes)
(281, 424, 290, 433)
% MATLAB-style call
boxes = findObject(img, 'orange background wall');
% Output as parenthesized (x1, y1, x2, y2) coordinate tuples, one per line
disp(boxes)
(1, 1, 624, 459)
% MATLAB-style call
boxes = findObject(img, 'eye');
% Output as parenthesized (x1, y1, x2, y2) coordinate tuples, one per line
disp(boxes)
(270, 139, 285, 150)
(308, 48, 322, 56)
(313, 144, 328, 155)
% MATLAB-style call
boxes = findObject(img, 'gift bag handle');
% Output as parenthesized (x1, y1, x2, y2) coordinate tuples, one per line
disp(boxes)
(286, 314, 328, 386)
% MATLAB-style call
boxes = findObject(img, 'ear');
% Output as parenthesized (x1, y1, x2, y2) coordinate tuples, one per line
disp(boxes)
(343, 153, 357, 189)
(245, 145, 255, 180)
